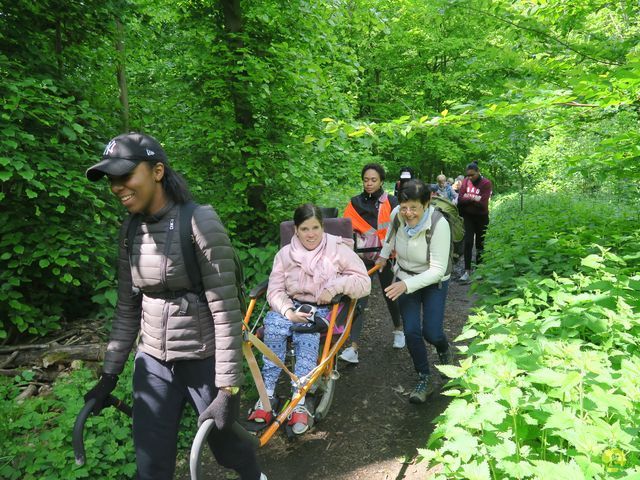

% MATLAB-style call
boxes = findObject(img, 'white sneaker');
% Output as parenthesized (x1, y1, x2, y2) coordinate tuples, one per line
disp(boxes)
(260, 474, 268, 480)
(459, 272, 470, 282)
(392, 330, 405, 349)
(339, 346, 359, 364)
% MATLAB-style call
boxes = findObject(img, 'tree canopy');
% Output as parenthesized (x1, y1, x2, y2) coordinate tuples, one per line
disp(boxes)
(2, 0, 638, 339)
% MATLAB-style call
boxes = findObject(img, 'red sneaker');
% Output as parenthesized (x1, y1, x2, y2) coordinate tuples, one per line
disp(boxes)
(287, 404, 310, 435)
(248, 398, 275, 424)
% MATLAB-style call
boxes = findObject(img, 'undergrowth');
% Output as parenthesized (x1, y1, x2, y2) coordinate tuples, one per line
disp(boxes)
(422, 193, 640, 479)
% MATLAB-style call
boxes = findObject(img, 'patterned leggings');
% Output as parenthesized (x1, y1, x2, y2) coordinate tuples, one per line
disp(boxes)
(261, 306, 329, 395)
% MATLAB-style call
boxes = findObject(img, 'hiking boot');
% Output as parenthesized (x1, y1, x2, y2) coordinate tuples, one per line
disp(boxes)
(392, 330, 405, 349)
(459, 271, 470, 282)
(248, 397, 276, 424)
(409, 373, 434, 404)
(339, 346, 359, 364)
(437, 347, 455, 378)
(288, 404, 311, 435)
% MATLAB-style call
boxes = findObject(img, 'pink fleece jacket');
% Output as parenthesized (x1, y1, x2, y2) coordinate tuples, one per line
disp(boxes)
(267, 233, 372, 316)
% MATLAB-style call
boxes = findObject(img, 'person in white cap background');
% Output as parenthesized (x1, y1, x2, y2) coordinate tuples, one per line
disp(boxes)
(83, 132, 266, 480)
(393, 166, 415, 198)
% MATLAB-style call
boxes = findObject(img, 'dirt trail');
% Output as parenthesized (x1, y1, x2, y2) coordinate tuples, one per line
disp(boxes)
(182, 274, 473, 480)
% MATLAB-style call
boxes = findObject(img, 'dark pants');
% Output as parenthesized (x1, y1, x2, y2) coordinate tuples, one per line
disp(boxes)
(398, 280, 449, 375)
(349, 259, 402, 343)
(463, 214, 489, 270)
(132, 352, 260, 480)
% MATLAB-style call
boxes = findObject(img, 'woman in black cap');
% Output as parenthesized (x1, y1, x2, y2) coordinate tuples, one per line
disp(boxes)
(84, 132, 265, 480)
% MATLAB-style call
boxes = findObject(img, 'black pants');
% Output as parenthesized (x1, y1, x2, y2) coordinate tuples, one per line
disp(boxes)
(132, 352, 260, 480)
(463, 214, 489, 270)
(349, 259, 402, 343)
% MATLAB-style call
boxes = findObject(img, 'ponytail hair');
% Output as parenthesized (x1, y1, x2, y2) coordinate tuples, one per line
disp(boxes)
(158, 163, 193, 204)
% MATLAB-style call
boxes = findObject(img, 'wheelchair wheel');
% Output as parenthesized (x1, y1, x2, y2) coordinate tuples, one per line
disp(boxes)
(313, 370, 338, 421)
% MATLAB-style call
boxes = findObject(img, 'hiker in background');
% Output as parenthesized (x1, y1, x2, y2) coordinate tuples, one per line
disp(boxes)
(394, 166, 415, 198)
(247, 204, 370, 434)
(452, 175, 464, 205)
(434, 174, 457, 202)
(340, 163, 404, 364)
(376, 179, 454, 404)
(457, 162, 492, 282)
(83, 132, 264, 480)
(452, 175, 464, 191)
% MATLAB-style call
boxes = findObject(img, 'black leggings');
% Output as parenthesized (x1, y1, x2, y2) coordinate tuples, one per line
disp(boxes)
(132, 352, 261, 480)
(349, 259, 402, 343)
(463, 214, 489, 270)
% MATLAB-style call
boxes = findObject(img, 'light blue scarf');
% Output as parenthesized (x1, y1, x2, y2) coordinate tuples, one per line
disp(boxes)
(403, 207, 431, 238)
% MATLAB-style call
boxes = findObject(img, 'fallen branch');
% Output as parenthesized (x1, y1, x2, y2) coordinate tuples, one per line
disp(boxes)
(0, 344, 106, 368)
(16, 384, 38, 403)
(0, 351, 19, 368)
(0, 329, 83, 354)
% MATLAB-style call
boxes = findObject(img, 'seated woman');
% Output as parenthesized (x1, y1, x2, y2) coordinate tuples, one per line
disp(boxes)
(248, 203, 371, 434)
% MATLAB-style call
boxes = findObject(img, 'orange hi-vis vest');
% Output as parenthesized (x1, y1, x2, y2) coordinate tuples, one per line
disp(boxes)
(343, 193, 392, 242)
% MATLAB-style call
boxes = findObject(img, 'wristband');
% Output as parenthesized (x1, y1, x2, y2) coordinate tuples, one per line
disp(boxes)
(221, 386, 240, 395)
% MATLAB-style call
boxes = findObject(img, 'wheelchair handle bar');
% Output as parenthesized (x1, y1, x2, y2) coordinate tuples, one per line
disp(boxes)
(73, 395, 132, 466)
(190, 420, 259, 480)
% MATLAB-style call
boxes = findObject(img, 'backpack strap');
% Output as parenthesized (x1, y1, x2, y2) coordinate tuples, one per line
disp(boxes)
(386, 208, 401, 242)
(125, 214, 142, 256)
(179, 202, 246, 311)
(179, 201, 203, 293)
(125, 214, 143, 295)
(427, 209, 453, 277)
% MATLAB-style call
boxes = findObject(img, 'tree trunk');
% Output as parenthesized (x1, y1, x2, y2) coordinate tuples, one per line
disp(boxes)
(115, 18, 130, 133)
(55, 17, 63, 76)
(219, 0, 267, 238)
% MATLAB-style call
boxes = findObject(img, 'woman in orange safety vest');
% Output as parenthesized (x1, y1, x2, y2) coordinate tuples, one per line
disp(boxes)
(339, 163, 403, 364)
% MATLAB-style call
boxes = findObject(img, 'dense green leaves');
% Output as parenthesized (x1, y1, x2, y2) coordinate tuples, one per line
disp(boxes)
(423, 193, 640, 479)
(3, 0, 638, 338)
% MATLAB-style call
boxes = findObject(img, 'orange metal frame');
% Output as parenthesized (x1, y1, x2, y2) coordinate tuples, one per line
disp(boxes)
(242, 265, 380, 446)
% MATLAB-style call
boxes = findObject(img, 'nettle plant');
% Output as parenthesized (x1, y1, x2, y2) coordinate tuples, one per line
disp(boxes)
(421, 193, 640, 479)
(0, 359, 200, 479)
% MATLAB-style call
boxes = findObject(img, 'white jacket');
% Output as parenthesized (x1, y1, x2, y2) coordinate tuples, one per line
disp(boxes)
(379, 205, 451, 293)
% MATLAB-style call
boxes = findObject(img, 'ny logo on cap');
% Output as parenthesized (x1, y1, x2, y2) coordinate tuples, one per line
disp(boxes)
(103, 140, 117, 156)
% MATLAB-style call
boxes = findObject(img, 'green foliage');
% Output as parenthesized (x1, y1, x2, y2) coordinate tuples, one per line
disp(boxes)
(0, 51, 120, 340)
(421, 193, 640, 478)
(234, 241, 278, 289)
(312, 0, 640, 191)
(0, 365, 136, 479)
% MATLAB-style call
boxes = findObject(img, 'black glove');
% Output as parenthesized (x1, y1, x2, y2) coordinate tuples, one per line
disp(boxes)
(83, 373, 118, 415)
(198, 389, 240, 431)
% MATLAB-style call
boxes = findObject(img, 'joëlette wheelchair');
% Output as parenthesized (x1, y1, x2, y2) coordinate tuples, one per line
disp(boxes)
(191, 216, 379, 472)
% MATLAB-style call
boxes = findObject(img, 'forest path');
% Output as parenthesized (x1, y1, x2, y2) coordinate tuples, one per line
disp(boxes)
(179, 269, 473, 480)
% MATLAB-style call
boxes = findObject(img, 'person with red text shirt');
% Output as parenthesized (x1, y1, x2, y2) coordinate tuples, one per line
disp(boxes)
(457, 162, 492, 282)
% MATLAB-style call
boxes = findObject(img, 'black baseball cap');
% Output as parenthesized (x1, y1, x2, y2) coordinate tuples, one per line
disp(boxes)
(86, 132, 168, 182)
